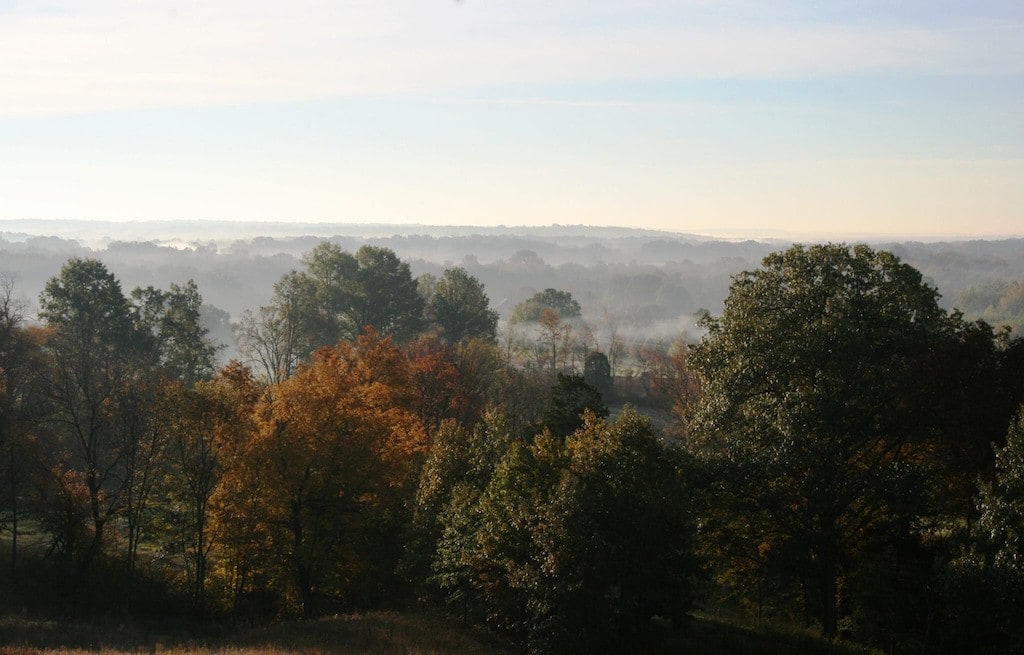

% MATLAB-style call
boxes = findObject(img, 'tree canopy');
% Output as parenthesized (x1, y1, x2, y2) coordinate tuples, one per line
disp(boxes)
(236, 244, 425, 381)
(690, 243, 952, 637)
(510, 288, 581, 323)
(426, 267, 498, 345)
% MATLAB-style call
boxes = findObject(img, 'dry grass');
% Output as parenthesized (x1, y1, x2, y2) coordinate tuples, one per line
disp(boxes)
(0, 612, 510, 655)
(0, 610, 886, 655)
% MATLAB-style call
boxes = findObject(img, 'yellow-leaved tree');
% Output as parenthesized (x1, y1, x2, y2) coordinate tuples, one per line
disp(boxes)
(229, 330, 426, 617)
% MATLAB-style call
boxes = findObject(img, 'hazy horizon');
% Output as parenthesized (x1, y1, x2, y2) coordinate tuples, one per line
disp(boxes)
(2, 218, 1021, 248)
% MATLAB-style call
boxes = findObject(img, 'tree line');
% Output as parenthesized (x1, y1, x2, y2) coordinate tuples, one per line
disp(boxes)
(2, 242, 1024, 654)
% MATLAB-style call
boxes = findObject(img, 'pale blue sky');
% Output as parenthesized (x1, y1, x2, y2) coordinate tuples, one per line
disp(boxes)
(1, 1, 1022, 238)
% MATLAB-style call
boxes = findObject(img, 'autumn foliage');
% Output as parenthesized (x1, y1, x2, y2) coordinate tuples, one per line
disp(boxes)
(6, 245, 1024, 655)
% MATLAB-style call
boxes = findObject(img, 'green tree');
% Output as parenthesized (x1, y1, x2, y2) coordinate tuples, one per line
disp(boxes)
(412, 413, 512, 601)
(542, 373, 608, 439)
(39, 258, 151, 567)
(426, 267, 498, 344)
(118, 281, 219, 574)
(536, 409, 696, 652)
(429, 409, 696, 653)
(689, 243, 951, 638)
(510, 288, 582, 324)
(923, 319, 1024, 516)
(131, 280, 219, 385)
(348, 245, 425, 342)
(977, 409, 1024, 576)
(242, 244, 425, 380)
(942, 409, 1024, 653)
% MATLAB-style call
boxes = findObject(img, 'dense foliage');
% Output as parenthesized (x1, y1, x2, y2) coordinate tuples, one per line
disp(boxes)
(2, 242, 1024, 654)
(509, 288, 582, 323)
(417, 409, 696, 654)
(688, 244, 1024, 650)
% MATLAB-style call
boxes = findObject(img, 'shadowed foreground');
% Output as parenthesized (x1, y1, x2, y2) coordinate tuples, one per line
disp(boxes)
(0, 612, 507, 655)
(0, 612, 880, 655)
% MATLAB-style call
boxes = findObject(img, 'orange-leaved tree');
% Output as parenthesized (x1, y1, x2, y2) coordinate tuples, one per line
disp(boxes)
(406, 335, 482, 437)
(236, 330, 426, 617)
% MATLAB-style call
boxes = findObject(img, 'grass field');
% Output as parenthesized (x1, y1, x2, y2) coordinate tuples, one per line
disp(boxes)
(0, 611, 507, 655)
(0, 611, 881, 655)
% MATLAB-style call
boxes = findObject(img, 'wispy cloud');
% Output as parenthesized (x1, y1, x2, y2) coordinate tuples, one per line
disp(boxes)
(2, 0, 1022, 117)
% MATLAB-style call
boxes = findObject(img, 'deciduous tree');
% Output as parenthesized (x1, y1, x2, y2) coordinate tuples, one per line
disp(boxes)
(38, 259, 150, 568)
(510, 288, 581, 324)
(689, 244, 950, 637)
(426, 267, 498, 345)
(239, 331, 425, 616)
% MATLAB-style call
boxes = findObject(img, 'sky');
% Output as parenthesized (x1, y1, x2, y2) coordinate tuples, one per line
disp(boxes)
(1, 0, 1022, 239)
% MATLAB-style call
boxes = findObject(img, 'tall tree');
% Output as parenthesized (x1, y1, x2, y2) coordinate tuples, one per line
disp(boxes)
(132, 280, 219, 385)
(297, 243, 425, 344)
(689, 244, 951, 637)
(122, 280, 220, 575)
(241, 244, 426, 382)
(156, 363, 260, 616)
(426, 267, 498, 345)
(349, 245, 424, 342)
(239, 331, 426, 617)
(0, 275, 47, 578)
(234, 303, 302, 385)
(38, 258, 150, 567)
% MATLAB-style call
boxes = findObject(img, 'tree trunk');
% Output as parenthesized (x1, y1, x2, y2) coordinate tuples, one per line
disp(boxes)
(821, 567, 839, 638)
(194, 508, 208, 618)
(290, 495, 317, 619)
(82, 469, 106, 570)
(9, 438, 17, 577)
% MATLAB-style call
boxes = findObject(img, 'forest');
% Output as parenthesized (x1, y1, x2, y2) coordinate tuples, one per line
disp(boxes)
(2, 236, 1024, 654)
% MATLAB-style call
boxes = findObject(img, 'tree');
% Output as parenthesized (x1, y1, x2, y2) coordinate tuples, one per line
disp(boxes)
(510, 288, 582, 324)
(238, 331, 426, 617)
(542, 373, 608, 439)
(406, 336, 479, 436)
(535, 409, 696, 652)
(0, 275, 47, 578)
(38, 258, 151, 568)
(583, 351, 612, 399)
(630, 338, 699, 435)
(411, 413, 512, 598)
(131, 280, 219, 385)
(922, 319, 1024, 517)
(977, 409, 1024, 576)
(243, 244, 426, 379)
(121, 281, 219, 577)
(429, 409, 697, 653)
(536, 308, 575, 374)
(948, 408, 1024, 653)
(234, 302, 303, 385)
(350, 245, 425, 341)
(689, 244, 951, 638)
(426, 267, 498, 345)
(155, 363, 261, 616)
